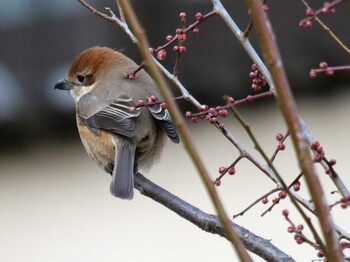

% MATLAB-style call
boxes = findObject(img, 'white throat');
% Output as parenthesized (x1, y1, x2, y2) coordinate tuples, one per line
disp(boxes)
(70, 84, 95, 103)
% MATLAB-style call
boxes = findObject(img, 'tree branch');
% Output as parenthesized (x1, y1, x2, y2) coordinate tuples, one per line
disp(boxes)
(245, 0, 342, 260)
(116, 1, 253, 261)
(134, 172, 295, 262)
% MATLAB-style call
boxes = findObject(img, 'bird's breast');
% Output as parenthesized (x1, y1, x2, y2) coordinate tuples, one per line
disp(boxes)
(76, 115, 115, 174)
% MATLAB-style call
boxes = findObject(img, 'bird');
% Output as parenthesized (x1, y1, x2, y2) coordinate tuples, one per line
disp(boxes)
(54, 46, 179, 200)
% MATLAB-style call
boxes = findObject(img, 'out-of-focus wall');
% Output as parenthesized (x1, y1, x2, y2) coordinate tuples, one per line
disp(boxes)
(0, 0, 349, 148)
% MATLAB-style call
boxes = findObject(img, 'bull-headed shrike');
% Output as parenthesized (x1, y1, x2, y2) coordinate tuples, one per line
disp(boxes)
(55, 46, 179, 200)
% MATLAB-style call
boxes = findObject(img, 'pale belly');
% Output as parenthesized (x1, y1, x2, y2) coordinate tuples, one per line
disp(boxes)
(77, 122, 115, 174)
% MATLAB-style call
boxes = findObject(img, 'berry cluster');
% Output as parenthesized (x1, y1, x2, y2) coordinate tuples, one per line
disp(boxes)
(299, 2, 337, 29)
(321, 2, 336, 14)
(148, 11, 207, 62)
(311, 140, 325, 162)
(129, 95, 166, 113)
(185, 103, 230, 127)
(309, 61, 334, 77)
(275, 132, 286, 151)
(263, 190, 288, 206)
(249, 64, 267, 92)
(283, 210, 306, 245)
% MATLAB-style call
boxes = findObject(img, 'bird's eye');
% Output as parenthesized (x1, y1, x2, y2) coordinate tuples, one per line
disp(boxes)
(77, 75, 86, 84)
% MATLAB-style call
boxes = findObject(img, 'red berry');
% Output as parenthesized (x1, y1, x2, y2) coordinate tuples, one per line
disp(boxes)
(251, 84, 261, 92)
(136, 100, 144, 107)
(226, 96, 235, 104)
(200, 104, 209, 111)
(150, 95, 158, 102)
(316, 146, 323, 154)
(166, 35, 173, 42)
(251, 64, 258, 71)
(179, 46, 186, 53)
(306, 8, 314, 16)
(296, 224, 304, 231)
(249, 72, 257, 79)
(218, 166, 226, 175)
(129, 106, 136, 113)
(173, 46, 179, 52)
(341, 196, 350, 202)
(295, 236, 304, 244)
(319, 61, 328, 69)
(185, 111, 192, 118)
(329, 159, 336, 166)
(219, 109, 228, 117)
(287, 226, 294, 233)
(175, 28, 184, 35)
(192, 27, 199, 33)
(293, 184, 300, 191)
(149, 47, 155, 54)
(214, 179, 221, 186)
(317, 250, 325, 258)
(156, 49, 166, 60)
(178, 34, 187, 42)
(299, 20, 312, 29)
(228, 167, 236, 175)
(262, 197, 269, 204)
(278, 190, 287, 199)
(128, 73, 135, 80)
(341, 202, 348, 209)
(195, 12, 203, 21)
(276, 133, 284, 141)
(278, 143, 286, 151)
(272, 197, 279, 204)
(160, 102, 167, 109)
(179, 12, 186, 19)
(326, 69, 334, 75)
(209, 117, 217, 124)
(311, 141, 320, 150)
(218, 123, 225, 129)
(282, 209, 289, 217)
(309, 70, 317, 78)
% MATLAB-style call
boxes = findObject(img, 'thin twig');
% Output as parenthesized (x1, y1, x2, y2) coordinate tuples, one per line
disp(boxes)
(245, 0, 342, 259)
(211, 0, 275, 93)
(117, 1, 253, 261)
(299, 0, 350, 55)
(261, 173, 303, 217)
(233, 187, 280, 219)
(270, 131, 289, 163)
(226, 100, 325, 251)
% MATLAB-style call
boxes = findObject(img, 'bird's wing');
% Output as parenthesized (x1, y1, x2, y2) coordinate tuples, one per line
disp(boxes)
(148, 103, 180, 143)
(81, 95, 140, 138)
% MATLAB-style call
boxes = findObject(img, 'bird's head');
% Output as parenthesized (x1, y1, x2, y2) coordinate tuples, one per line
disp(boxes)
(54, 46, 132, 102)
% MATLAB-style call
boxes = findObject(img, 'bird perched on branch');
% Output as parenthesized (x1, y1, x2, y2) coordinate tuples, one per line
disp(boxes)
(55, 46, 179, 199)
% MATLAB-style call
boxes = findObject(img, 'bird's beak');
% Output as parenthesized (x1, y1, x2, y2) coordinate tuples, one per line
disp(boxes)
(54, 79, 74, 90)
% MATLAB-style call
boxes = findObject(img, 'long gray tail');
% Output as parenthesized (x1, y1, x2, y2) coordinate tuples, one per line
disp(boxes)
(110, 144, 136, 200)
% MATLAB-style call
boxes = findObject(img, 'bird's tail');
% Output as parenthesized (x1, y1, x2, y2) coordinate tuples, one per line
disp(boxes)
(110, 144, 136, 200)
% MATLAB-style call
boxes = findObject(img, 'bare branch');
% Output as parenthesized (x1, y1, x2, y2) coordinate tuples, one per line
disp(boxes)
(245, 0, 342, 259)
(134, 172, 295, 262)
(116, 1, 253, 260)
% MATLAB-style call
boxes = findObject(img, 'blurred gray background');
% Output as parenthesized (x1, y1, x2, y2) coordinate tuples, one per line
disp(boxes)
(1, 0, 349, 261)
